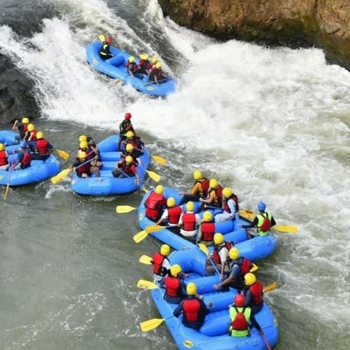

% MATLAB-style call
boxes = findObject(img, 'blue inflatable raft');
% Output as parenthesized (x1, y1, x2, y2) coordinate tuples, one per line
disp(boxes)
(143, 248, 279, 350)
(137, 187, 278, 262)
(0, 131, 61, 186)
(86, 42, 176, 97)
(70, 135, 151, 196)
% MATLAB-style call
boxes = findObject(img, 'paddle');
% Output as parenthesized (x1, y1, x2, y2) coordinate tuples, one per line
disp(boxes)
(98, 34, 105, 42)
(54, 149, 69, 160)
(133, 225, 169, 243)
(138, 280, 278, 332)
(50, 157, 95, 185)
(3, 151, 14, 200)
(261, 334, 272, 350)
(116, 205, 136, 214)
(139, 255, 153, 265)
(197, 243, 258, 273)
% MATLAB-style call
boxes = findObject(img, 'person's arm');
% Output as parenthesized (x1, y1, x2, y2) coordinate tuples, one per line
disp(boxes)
(132, 167, 140, 184)
(155, 209, 168, 225)
(270, 215, 276, 227)
(214, 265, 240, 289)
(12, 120, 18, 130)
(200, 192, 215, 205)
(243, 289, 252, 307)
(196, 223, 203, 243)
(241, 217, 259, 229)
(12, 151, 23, 168)
(177, 214, 183, 227)
(219, 249, 228, 280)
(173, 301, 184, 317)
(190, 182, 201, 195)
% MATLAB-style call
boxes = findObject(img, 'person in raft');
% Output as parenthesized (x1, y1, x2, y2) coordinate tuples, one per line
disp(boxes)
(144, 184, 167, 221)
(173, 282, 212, 330)
(72, 151, 100, 178)
(178, 170, 210, 205)
(99, 37, 113, 60)
(177, 201, 201, 241)
(228, 294, 263, 337)
(111, 155, 140, 184)
(155, 196, 182, 234)
(31, 131, 54, 161)
(151, 244, 171, 284)
(0, 143, 10, 170)
(11, 141, 31, 170)
(149, 62, 167, 85)
(118, 112, 135, 151)
(12, 117, 30, 141)
(240, 202, 276, 239)
(161, 264, 187, 304)
(215, 187, 239, 223)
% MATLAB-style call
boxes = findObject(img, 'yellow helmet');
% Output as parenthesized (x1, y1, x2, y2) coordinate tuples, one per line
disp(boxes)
(80, 141, 88, 149)
(193, 170, 202, 180)
(213, 233, 224, 245)
(155, 185, 164, 195)
(170, 264, 182, 276)
(22, 117, 29, 124)
(186, 201, 194, 212)
(186, 282, 197, 296)
(78, 151, 86, 159)
(126, 131, 134, 138)
(202, 211, 213, 222)
(140, 54, 149, 60)
(36, 131, 44, 139)
(167, 197, 176, 208)
(126, 144, 134, 152)
(125, 156, 133, 164)
(79, 135, 87, 142)
(27, 124, 35, 132)
(209, 178, 219, 189)
(128, 56, 135, 63)
(229, 248, 240, 260)
(244, 273, 256, 286)
(222, 187, 233, 198)
(0, 143, 4, 151)
(160, 244, 171, 256)
(155, 62, 161, 69)
(151, 57, 158, 64)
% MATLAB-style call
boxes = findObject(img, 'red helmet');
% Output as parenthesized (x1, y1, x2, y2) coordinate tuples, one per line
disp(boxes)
(125, 112, 132, 119)
(234, 294, 245, 307)
(105, 37, 112, 44)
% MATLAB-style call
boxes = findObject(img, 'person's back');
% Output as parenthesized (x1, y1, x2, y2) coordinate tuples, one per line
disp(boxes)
(163, 264, 186, 304)
(155, 197, 182, 234)
(149, 62, 167, 85)
(178, 201, 200, 239)
(179, 170, 209, 205)
(138, 54, 151, 75)
(152, 244, 171, 284)
(243, 273, 264, 314)
(31, 131, 53, 161)
(0, 143, 9, 170)
(196, 211, 215, 246)
(144, 185, 167, 221)
(99, 37, 113, 60)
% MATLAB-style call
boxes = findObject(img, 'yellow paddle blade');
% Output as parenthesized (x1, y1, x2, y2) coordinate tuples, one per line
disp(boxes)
(133, 230, 149, 243)
(198, 243, 209, 256)
(263, 282, 278, 293)
(139, 255, 153, 265)
(151, 155, 167, 166)
(50, 168, 72, 185)
(250, 263, 258, 272)
(239, 209, 255, 220)
(145, 225, 165, 233)
(98, 34, 105, 41)
(115, 205, 137, 214)
(3, 183, 10, 200)
(137, 279, 158, 290)
(140, 318, 165, 332)
(56, 149, 70, 160)
(146, 170, 160, 182)
(115, 78, 123, 85)
(273, 225, 298, 233)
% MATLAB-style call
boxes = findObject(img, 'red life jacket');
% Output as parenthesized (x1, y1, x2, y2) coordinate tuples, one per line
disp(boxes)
(194, 178, 209, 198)
(201, 221, 215, 241)
(120, 162, 136, 176)
(22, 151, 31, 166)
(30, 130, 38, 141)
(77, 161, 91, 174)
(259, 213, 272, 231)
(145, 192, 165, 220)
(182, 212, 197, 231)
(231, 307, 249, 330)
(250, 282, 264, 305)
(212, 242, 232, 264)
(23, 124, 28, 132)
(0, 150, 8, 166)
(223, 194, 239, 213)
(167, 206, 182, 224)
(36, 139, 49, 154)
(227, 257, 251, 276)
(126, 61, 138, 72)
(183, 298, 201, 322)
(152, 252, 167, 275)
(86, 147, 95, 160)
(164, 276, 181, 297)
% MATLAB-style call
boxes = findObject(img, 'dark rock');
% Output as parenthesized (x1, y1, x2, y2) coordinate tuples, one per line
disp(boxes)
(158, 0, 350, 71)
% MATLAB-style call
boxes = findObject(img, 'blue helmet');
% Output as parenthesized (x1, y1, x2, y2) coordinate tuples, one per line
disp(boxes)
(258, 202, 266, 212)
(20, 141, 27, 148)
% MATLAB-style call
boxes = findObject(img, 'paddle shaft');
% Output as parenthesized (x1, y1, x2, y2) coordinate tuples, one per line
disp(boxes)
(3, 151, 14, 200)
(261, 334, 272, 350)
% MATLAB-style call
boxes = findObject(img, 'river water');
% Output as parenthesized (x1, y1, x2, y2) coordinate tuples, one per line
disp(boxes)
(0, 0, 350, 349)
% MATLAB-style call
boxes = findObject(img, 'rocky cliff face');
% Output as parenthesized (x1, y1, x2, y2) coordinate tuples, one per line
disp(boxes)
(159, 0, 350, 70)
